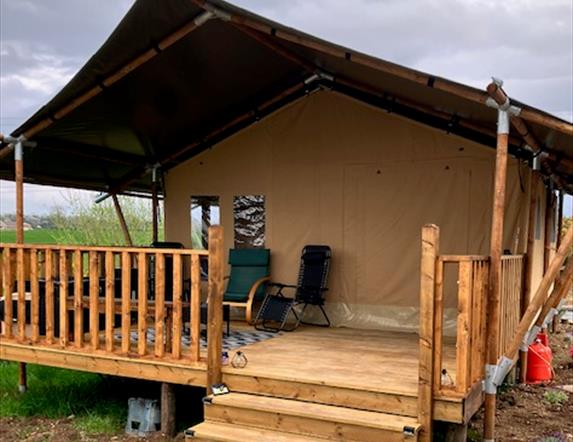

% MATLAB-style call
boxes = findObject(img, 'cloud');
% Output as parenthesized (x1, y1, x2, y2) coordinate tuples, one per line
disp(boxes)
(0, 0, 571, 213)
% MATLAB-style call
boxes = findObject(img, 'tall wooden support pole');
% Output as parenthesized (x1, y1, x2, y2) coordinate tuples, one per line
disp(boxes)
(552, 191, 565, 332)
(111, 194, 133, 246)
(151, 183, 159, 243)
(418, 224, 439, 442)
(543, 189, 555, 272)
(14, 141, 27, 394)
(483, 108, 510, 442)
(519, 172, 540, 383)
(206, 226, 224, 393)
(151, 167, 159, 243)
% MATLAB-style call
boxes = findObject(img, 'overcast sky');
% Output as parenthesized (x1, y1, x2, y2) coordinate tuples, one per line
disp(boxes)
(0, 0, 571, 215)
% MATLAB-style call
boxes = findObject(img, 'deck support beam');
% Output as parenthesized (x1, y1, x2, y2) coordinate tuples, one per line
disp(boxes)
(483, 92, 514, 442)
(161, 382, 176, 437)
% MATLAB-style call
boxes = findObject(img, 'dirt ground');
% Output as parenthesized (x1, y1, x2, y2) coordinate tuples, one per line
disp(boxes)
(0, 416, 186, 442)
(469, 320, 573, 441)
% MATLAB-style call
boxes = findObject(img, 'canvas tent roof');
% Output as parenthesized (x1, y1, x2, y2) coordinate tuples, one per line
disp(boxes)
(1, 0, 572, 194)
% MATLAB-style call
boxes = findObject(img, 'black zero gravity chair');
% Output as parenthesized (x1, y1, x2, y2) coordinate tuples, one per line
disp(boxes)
(254, 245, 331, 332)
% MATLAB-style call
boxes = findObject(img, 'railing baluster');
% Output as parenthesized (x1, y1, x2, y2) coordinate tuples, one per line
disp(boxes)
(155, 253, 165, 358)
(190, 254, 201, 362)
(138, 252, 148, 356)
(172, 253, 182, 359)
(3, 248, 13, 338)
(89, 251, 99, 350)
(456, 261, 473, 393)
(74, 250, 83, 347)
(59, 251, 69, 347)
(121, 251, 131, 354)
(433, 257, 444, 392)
(470, 261, 483, 383)
(30, 249, 39, 342)
(17, 248, 26, 341)
(45, 249, 54, 344)
(105, 251, 115, 352)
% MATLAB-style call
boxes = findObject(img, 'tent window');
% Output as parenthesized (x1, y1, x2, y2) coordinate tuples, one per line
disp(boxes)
(234, 195, 265, 248)
(191, 196, 220, 249)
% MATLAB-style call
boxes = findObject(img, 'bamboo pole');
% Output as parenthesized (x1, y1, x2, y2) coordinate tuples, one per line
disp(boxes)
(418, 224, 439, 442)
(483, 107, 510, 442)
(519, 172, 540, 383)
(112, 194, 133, 246)
(206, 226, 224, 393)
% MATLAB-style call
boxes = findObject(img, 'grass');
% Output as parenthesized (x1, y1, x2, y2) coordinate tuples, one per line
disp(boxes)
(0, 362, 129, 435)
(543, 389, 569, 406)
(0, 362, 201, 436)
(0, 229, 60, 244)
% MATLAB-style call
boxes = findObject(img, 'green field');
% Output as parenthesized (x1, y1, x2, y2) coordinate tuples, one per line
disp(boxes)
(0, 229, 60, 244)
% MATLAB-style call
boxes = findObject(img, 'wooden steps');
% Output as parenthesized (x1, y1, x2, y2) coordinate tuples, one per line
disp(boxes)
(186, 422, 324, 442)
(186, 392, 420, 441)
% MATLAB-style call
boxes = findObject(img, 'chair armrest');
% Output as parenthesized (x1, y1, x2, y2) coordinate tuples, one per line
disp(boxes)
(246, 276, 272, 303)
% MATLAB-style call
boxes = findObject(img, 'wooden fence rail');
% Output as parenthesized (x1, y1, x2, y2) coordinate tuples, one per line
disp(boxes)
(499, 255, 525, 357)
(433, 255, 490, 395)
(1, 243, 209, 364)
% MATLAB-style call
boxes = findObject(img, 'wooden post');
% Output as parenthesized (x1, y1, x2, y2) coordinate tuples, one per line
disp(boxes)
(14, 141, 27, 393)
(543, 189, 554, 272)
(112, 194, 133, 246)
(551, 191, 565, 333)
(483, 107, 510, 442)
(519, 172, 539, 383)
(534, 258, 573, 331)
(206, 226, 224, 393)
(151, 172, 159, 243)
(418, 224, 439, 442)
(190, 254, 201, 362)
(160, 382, 176, 437)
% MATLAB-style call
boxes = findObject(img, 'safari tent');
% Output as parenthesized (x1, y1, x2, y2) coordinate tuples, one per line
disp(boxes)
(1, 1, 572, 441)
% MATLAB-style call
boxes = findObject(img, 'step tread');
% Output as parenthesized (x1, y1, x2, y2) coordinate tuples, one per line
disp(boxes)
(187, 421, 328, 441)
(208, 392, 421, 432)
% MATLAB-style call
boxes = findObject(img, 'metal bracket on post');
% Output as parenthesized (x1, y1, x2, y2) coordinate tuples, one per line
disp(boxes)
(520, 324, 541, 352)
(485, 356, 514, 394)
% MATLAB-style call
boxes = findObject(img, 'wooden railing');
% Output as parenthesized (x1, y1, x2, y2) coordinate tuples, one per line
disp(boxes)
(499, 255, 525, 357)
(1, 243, 209, 363)
(433, 254, 490, 395)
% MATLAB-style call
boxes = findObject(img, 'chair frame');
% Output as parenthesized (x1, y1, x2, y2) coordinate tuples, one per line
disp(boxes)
(223, 275, 271, 324)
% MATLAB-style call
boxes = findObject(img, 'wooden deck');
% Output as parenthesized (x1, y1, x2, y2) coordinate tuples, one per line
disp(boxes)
(0, 323, 482, 425)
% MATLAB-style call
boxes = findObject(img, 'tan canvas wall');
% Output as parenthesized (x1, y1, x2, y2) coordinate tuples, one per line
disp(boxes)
(164, 90, 530, 333)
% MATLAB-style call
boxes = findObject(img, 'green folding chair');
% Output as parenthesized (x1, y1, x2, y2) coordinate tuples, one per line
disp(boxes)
(223, 249, 270, 323)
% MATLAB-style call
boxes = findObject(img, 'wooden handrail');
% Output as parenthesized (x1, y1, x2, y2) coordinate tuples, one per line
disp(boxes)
(0, 242, 209, 255)
(1, 243, 207, 366)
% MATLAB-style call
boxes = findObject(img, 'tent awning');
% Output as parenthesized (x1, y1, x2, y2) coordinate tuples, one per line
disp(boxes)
(1, 0, 572, 194)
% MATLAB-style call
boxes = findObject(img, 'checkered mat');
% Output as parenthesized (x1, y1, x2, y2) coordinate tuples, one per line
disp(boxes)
(114, 328, 280, 351)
